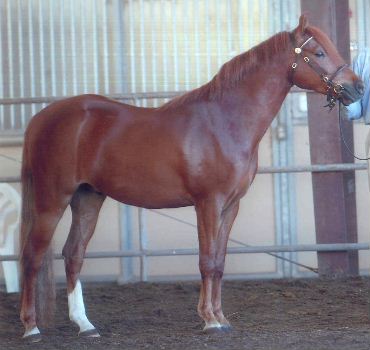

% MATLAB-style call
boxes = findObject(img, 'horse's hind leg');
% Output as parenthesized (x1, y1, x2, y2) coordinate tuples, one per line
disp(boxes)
(20, 198, 69, 340)
(62, 185, 105, 337)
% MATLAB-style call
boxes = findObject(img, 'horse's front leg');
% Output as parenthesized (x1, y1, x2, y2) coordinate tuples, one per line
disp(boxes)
(212, 201, 240, 330)
(195, 197, 238, 332)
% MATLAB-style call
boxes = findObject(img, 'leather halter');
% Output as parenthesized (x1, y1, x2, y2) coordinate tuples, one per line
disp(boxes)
(290, 35, 348, 110)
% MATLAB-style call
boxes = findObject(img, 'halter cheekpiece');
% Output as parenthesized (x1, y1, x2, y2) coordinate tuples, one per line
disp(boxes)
(291, 35, 348, 110)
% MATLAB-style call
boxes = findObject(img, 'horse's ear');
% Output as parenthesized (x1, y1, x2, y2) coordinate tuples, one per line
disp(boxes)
(297, 14, 309, 34)
(292, 14, 309, 41)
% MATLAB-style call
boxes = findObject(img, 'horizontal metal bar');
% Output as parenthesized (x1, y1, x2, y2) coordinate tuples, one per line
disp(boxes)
(0, 176, 21, 183)
(0, 88, 309, 106)
(1, 243, 369, 262)
(0, 92, 184, 105)
(258, 163, 367, 173)
(0, 163, 366, 184)
(0, 135, 23, 147)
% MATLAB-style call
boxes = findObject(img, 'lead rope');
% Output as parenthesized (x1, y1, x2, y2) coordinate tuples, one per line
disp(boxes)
(338, 101, 370, 161)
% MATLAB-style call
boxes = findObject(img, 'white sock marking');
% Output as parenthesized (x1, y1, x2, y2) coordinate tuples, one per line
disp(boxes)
(68, 280, 95, 333)
(23, 326, 40, 338)
(203, 322, 222, 331)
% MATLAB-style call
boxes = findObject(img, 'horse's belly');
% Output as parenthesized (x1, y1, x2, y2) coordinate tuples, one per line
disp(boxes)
(91, 170, 193, 209)
(110, 192, 193, 209)
(105, 187, 193, 209)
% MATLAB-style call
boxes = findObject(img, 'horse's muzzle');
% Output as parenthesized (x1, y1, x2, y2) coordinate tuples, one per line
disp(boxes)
(339, 80, 364, 106)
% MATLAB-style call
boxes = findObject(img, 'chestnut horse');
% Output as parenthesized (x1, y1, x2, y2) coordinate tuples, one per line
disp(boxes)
(20, 15, 363, 341)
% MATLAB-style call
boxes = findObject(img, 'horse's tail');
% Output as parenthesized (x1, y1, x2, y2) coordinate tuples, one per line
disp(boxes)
(20, 140, 55, 327)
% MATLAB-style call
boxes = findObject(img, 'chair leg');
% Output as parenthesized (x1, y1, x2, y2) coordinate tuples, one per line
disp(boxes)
(1, 232, 20, 293)
(2, 260, 20, 293)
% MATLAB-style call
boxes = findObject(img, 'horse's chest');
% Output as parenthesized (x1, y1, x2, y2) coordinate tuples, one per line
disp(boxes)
(228, 151, 258, 194)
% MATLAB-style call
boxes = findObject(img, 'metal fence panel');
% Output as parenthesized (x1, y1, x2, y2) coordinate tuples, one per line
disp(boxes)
(0, 0, 281, 133)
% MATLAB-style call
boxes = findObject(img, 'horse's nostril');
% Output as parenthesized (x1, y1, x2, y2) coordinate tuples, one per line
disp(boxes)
(355, 80, 365, 95)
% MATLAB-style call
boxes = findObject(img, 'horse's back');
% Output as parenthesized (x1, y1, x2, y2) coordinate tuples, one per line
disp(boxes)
(23, 95, 139, 189)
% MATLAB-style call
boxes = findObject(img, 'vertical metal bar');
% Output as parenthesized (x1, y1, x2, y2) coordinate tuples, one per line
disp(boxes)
(139, 0, 147, 106)
(259, 0, 266, 39)
(118, 204, 134, 284)
(248, 0, 254, 48)
(0, 2, 4, 129)
(49, 0, 57, 96)
(364, 1, 370, 47)
(129, 0, 136, 93)
(60, 0, 67, 96)
(359, 0, 367, 48)
(17, 0, 25, 128)
(285, 0, 300, 278)
(92, 0, 99, 92)
(6, 0, 15, 128)
(102, 0, 110, 94)
(193, 0, 200, 86)
(365, 0, 370, 48)
(171, 0, 179, 90)
(183, 0, 190, 90)
(81, 1, 88, 93)
(216, 0, 222, 68)
(226, 0, 233, 57)
(114, 0, 126, 95)
(160, 0, 168, 91)
(13, 0, 25, 129)
(272, 1, 285, 278)
(238, 0, 243, 50)
(70, 0, 77, 95)
(150, 0, 158, 106)
(38, 0, 46, 97)
(205, 0, 211, 80)
(274, 0, 283, 34)
(138, 208, 148, 282)
(27, 1, 36, 115)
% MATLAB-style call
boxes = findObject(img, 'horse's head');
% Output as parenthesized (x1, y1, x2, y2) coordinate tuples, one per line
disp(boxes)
(290, 15, 364, 108)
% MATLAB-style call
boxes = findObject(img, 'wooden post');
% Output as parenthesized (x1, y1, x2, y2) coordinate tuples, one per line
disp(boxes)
(301, 0, 358, 276)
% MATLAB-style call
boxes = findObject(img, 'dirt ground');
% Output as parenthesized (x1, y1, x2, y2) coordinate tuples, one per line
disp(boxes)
(2, 277, 370, 350)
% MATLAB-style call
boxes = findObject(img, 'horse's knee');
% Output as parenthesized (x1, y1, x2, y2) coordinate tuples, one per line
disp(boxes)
(214, 258, 226, 278)
(199, 257, 216, 279)
(199, 256, 225, 279)
(62, 251, 81, 273)
(21, 242, 47, 275)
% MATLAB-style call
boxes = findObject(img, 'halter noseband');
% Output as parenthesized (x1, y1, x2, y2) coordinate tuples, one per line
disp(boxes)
(291, 35, 348, 110)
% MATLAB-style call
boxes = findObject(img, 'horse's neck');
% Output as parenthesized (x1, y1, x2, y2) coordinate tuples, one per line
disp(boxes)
(219, 57, 292, 144)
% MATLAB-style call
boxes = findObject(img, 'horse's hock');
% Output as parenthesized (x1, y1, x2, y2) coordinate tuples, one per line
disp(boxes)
(0, 184, 20, 293)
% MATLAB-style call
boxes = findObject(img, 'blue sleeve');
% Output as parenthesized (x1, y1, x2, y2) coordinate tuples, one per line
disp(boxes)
(346, 100, 362, 120)
(345, 49, 370, 121)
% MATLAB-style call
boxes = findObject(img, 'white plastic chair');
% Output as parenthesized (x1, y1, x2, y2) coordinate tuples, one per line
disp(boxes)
(0, 183, 20, 293)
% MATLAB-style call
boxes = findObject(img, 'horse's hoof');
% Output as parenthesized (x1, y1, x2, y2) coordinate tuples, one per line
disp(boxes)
(23, 333, 42, 343)
(79, 328, 100, 338)
(23, 327, 42, 343)
(203, 324, 223, 334)
(220, 324, 233, 333)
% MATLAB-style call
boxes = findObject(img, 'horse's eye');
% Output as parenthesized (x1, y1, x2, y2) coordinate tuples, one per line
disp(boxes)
(315, 51, 325, 58)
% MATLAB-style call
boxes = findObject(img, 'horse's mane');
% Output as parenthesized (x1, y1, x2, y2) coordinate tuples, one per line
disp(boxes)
(159, 31, 291, 111)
